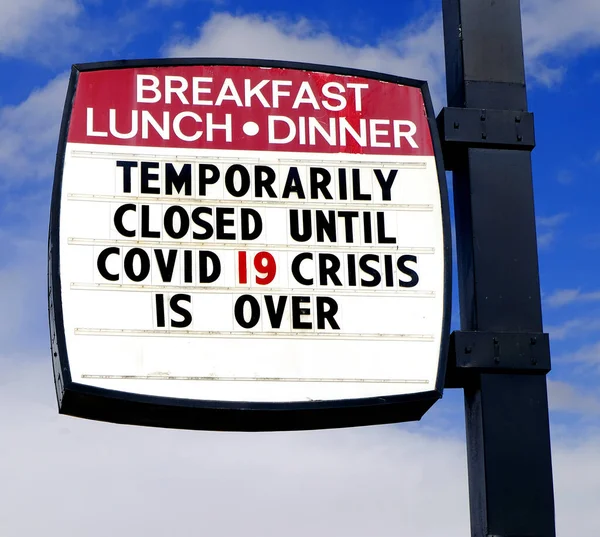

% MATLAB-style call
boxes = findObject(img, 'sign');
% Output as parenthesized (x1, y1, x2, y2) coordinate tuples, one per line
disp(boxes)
(49, 59, 451, 431)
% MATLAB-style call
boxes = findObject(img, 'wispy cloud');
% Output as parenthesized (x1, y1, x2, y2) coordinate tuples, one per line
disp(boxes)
(0, 74, 68, 187)
(547, 317, 600, 340)
(536, 212, 568, 249)
(0, 0, 146, 65)
(522, 0, 600, 85)
(0, 0, 79, 56)
(548, 379, 600, 415)
(537, 213, 569, 227)
(557, 340, 600, 370)
(545, 288, 600, 308)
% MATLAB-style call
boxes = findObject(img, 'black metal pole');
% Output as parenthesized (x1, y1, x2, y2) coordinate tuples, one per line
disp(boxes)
(438, 1, 556, 536)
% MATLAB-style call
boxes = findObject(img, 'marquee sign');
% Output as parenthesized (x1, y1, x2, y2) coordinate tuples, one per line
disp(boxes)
(49, 59, 451, 431)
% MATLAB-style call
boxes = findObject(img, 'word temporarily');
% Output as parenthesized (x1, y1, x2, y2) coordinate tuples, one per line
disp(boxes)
(115, 160, 402, 201)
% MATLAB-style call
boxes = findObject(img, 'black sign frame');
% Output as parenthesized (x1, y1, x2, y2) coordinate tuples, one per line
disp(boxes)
(49, 58, 451, 431)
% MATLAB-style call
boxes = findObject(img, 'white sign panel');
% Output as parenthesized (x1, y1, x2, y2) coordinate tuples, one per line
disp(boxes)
(49, 60, 451, 430)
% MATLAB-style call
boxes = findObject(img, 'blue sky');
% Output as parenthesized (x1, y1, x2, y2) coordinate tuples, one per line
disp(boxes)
(1, 0, 599, 535)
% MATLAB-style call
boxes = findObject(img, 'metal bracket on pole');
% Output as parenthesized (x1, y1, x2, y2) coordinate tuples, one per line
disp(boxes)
(445, 331, 551, 388)
(437, 107, 535, 170)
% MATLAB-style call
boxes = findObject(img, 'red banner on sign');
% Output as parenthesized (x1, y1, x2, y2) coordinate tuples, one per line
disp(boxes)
(67, 65, 434, 156)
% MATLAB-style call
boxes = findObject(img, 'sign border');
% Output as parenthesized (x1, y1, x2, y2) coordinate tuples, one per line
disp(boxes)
(48, 58, 452, 431)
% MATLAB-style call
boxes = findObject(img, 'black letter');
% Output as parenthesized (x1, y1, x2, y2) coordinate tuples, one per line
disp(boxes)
(397, 255, 419, 288)
(338, 211, 358, 243)
(166, 162, 192, 196)
(199, 251, 221, 283)
(191, 207, 213, 240)
(282, 167, 306, 199)
(374, 169, 397, 201)
(155, 294, 166, 327)
(316, 297, 340, 330)
(198, 164, 220, 196)
(113, 203, 136, 238)
(97, 247, 120, 281)
(319, 254, 342, 286)
(141, 205, 160, 238)
(254, 166, 277, 198)
(141, 161, 160, 194)
(315, 210, 336, 243)
(170, 294, 192, 328)
(124, 248, 150, 282)
(289, 210, 311, 242)
(291, 253, 313, 285)
(310, 167, 333, 200)
(225, 164, 251, 197)
(241, 208, 263, 240)
(384, 254, 394, 287)
(359, 254, 381, 287)
(377, 211, 396, 244)
(183, 250, 192, 283)
(264, 296, 288, 329)
(347, 254, 357, 286)
(338, 169, 348, 200)
(352, 168, 370, 200)
(164, 205, 190, 239)
(292, 296, 312, 329)
(216, 208, 236, 240)
(363, 212, 372, 243)
(116, 161, 137, 193)
(154, 249, 177, 282)
(234, 295, 260, 328)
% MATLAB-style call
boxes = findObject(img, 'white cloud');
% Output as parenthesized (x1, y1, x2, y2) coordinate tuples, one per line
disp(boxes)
(545, 288, 600, 308)
(0, 208, 49, 355)
(0, 74, 68, 186)
(546, 317, 600, 340)
(536, 212, 568, 249)
(522, 0, 600, 85)
(548, 379, 600, 415)
(537, 213, 569, 227)
(537, 231, 555, 249)
(553, 431, 600, 536)
(558, 340, 600, 370)
(0, 357, 598, 536)
(504, 0, 600, 85)
(162, 1, 600, 103)
(165, 12, 447, 108)
(0, 0, 79, 56)
(0, 357, 471, 537)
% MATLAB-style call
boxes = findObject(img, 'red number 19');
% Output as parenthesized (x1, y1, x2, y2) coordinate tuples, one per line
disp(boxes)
(238, 251, 276, 285)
